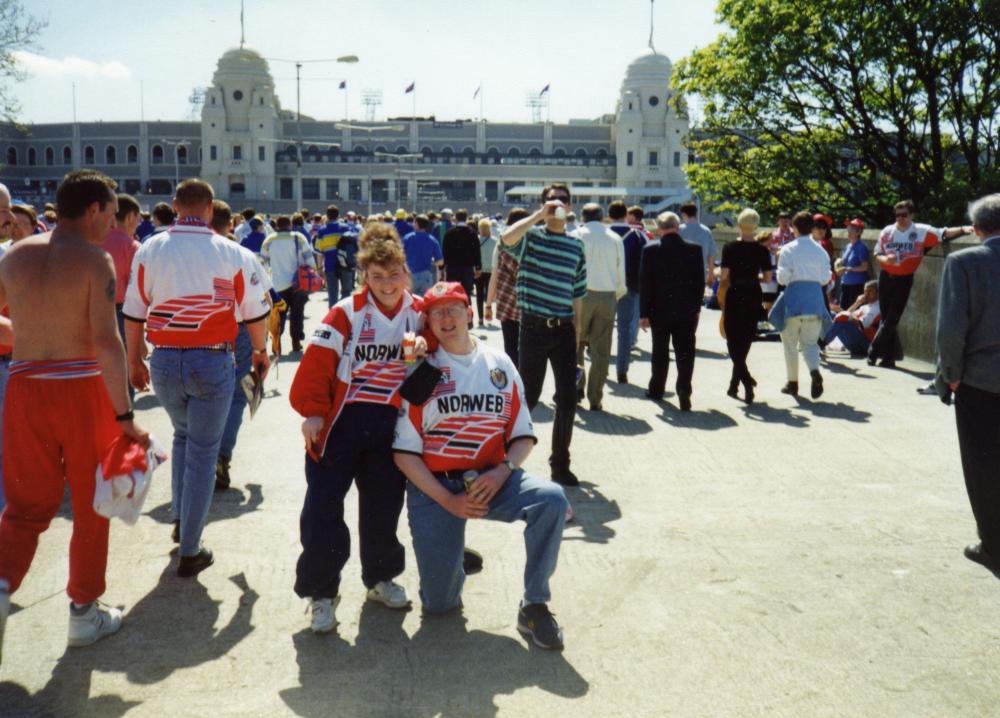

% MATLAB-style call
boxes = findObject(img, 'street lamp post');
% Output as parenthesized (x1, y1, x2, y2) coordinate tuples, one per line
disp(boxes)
(161, 138, 190, 194)
(335, 123, 405, 216)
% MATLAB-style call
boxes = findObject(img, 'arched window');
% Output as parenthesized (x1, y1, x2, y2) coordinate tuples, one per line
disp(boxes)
(373, 145, 388, 154)
(105, 145, 117, 165)
(574, 148, 588, 158)
(420, 146, 433, 156)
(396, 145, 408, 154)
(27, 147, 36, 165)
(45, 146, 54, 165)
(352, 145, 367, 155)
(595, 149, 609, 159)
(62, 146, 72, 164)
(506, 147, 520, 157)
(5, 147, 16, 166)
(462, 146, 475, 156)
(440, 146, 454, 155)
(84, 145, 95, 164)
(527, 147, 542, 158)
(553, 148, 566, 158)
(177, 145, 188, 165)
(307, 145, 319, 153)
(127, 145, 138, 164)
(151, 144, 164, 165)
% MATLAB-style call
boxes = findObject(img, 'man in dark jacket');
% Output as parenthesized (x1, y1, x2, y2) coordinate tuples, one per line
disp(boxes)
(640, 211, 705, 411)
(442, 209, 480, 327)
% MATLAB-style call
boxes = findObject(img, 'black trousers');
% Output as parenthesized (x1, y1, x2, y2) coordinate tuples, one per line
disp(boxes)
(869, 272, 913, 362)
(955, 384, 1000, 553)
(518, 318, 577, 471)
(294, 403, 405, 599)
(446, 266, 475, 302)
(648, 319, 697, 399)
(474, 272, 491, 322)
(839, 282, 865, 311)
(279, 287, 309, 343)
(501, 319, 520, 369)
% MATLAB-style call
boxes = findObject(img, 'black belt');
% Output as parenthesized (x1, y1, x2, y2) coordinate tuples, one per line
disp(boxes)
(521, 312, 574, 328)
(155, 343, 233, 352)
(434, 469, 477, 481)
(0, 354, 10, 362)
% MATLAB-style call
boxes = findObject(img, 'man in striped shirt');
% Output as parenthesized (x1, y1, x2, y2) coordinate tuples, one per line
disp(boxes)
(501, 183, 587, 486)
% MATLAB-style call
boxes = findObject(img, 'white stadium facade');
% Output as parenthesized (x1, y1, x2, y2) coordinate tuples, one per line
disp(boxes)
(0, 46, 694, 215)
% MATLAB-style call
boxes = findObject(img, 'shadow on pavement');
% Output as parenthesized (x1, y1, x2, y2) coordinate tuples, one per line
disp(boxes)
(655, 404, 738, 431)
(563, 482, 621, 544)
(530, 403, 555, 424)
(145, 482, 265, 527)
(132, 392, 160, 411)
(792, 398, 872, 423)
(740, 402, 811, 428)
(890, 364, 936, 382)
(605, 381, 655, 399)
(575, 408, 652, 436)
(820, 358, 878, 379)
(0, 570, 257, 716)
(280, 604, 588, 717)
(694, 347, 728, 361)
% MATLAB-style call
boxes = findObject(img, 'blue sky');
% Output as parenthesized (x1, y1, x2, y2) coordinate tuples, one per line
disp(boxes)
(16, 0, 721, 124)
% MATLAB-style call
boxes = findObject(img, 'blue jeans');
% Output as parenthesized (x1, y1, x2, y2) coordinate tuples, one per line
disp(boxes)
(0, 358, 8, 511)
(406, 469, 567, 614)
(150, 348, 235, 556)
(219, 325, 253, 461)
(824, 321, 870, 356)
(616, 291, 640, 376)
(411, 269, 436, 296)
(326, 268, 357, 307)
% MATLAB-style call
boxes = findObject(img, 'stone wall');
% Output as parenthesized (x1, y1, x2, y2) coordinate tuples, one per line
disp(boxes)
(711, 227, 978, 363)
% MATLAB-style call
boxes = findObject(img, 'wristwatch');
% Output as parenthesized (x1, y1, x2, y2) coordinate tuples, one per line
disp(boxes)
(502, 459, 517, 473)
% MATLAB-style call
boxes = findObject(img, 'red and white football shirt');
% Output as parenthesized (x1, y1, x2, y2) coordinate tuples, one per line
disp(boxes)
(123, 219, 270, 346)
(393, 340, 535, 473)
(876, 223, 942, 276)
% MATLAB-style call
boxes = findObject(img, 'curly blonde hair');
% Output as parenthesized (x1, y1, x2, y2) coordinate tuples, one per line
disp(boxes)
(356, 222, 407, 271)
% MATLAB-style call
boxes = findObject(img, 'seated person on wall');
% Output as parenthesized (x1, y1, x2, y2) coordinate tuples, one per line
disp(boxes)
(393, 282, 569, 650)
(821, 280, 880, 358)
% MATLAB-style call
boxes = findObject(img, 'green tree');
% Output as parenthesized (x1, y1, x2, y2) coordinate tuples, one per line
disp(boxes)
(0, 0, 45, 125)
(673, 0, 1000, 225)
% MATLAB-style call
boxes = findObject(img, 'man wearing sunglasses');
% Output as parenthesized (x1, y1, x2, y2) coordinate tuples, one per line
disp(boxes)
(500, 183, 587, 487)
(393, 282, 568, 649)
(870, 200, 971, 368)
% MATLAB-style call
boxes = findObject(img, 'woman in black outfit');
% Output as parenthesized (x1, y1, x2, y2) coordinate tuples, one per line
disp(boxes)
(720, 209, 773, 403)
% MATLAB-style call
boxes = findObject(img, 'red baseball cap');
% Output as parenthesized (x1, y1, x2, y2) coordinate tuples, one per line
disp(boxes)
(845, 218, 865, 230)
(422, 281, 469, 312)
(812, 213, 833, 227)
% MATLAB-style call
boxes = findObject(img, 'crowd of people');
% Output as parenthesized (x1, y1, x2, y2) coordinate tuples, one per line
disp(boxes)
(0, 168, 997, 665)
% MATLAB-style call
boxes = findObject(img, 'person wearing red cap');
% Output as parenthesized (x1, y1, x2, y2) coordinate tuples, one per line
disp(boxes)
(811, 214, 836, 266)
(837, 219, 870, 309)
(393, 281, 568, 650)
(870, 200, 972, 368)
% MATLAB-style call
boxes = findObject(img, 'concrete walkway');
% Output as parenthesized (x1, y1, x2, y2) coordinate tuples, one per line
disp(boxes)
(1, 292, 995, 717)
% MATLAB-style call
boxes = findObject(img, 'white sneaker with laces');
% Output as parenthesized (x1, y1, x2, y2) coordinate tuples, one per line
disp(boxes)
(0, 585, 10, 665)
(366, 580, 411, 609)
(309, 596, 340, 634)
(67, 602, 123, 648)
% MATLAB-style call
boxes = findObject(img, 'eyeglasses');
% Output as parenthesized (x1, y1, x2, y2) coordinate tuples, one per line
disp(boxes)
(546, 195, 570, 203)
(428, 305, 467, 319)
(895, 212, 910, 218)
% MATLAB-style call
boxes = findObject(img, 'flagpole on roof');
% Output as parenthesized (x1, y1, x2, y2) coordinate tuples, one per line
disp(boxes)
(479, 81, 484, 122)
(240, 0, 246, 49)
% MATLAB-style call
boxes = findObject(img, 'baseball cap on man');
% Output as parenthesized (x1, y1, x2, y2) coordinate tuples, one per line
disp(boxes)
(845, 218, 865, 230)
(812, 213, 833, 227)
(422, 281, 469, 312)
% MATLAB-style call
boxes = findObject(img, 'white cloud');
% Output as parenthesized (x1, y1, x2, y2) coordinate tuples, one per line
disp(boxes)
(12, 51, 132, 80)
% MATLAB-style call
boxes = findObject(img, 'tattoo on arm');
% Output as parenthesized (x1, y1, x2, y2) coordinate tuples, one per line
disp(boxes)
(105, 278, 116, 303)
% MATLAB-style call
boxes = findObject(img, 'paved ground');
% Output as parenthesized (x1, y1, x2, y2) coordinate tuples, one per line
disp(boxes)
(1, 292, 997, 718)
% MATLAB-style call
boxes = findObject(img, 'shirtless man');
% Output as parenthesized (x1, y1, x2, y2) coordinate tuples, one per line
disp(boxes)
(0, 184, 15, 512)
(0, 170, 149, 664)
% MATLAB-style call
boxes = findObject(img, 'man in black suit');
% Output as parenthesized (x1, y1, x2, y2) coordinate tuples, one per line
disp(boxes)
(639, 211, 706, 411)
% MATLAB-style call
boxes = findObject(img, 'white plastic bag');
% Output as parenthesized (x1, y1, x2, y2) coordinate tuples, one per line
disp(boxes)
(93, 436, 167, 525)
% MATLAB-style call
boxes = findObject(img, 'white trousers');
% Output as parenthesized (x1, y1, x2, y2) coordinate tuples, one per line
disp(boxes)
(781, 315, 822, 382)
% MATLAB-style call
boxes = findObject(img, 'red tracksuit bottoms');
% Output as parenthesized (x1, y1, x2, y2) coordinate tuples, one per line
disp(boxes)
(0, 359, 120, 604)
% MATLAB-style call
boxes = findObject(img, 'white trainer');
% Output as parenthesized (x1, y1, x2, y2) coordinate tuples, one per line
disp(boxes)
(67, 602, 123, 648)
(309, 596, 340, 634)
(366, 580, 411, 610)
(0, 586, 9, 665)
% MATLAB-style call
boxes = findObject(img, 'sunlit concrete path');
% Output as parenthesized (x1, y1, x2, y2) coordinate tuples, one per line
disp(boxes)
(1, 292, 994, 718)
